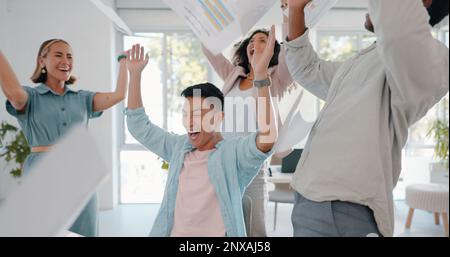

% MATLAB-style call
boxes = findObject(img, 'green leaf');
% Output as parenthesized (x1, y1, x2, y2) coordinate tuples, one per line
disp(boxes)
(0, 122, 29, 178)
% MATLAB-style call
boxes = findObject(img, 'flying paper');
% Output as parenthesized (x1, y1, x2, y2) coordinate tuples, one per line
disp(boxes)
(273, 90, 314, 158)
(163, 0, 337, 54)
(0, 125, 109, 237)
(162, 0, 277, 54)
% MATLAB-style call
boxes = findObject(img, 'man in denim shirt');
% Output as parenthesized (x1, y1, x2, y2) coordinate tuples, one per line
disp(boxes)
(124, 28, 279, 237)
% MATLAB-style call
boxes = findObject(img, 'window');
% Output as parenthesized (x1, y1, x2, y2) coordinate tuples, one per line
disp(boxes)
(120, 32, 209, 204)
(405, 28, 449, 158)
(316, 31, 376, 109)
(317, 31, 376, 62)
(398, 28, 449, 198)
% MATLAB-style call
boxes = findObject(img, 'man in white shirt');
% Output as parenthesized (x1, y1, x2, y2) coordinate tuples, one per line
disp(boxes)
(285, 0, 449, 236)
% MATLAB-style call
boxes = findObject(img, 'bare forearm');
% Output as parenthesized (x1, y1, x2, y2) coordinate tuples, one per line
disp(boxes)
(127, 72, 144, 109)
(288, 5, 307, 41)
(115, 60, 128, 101)
(0, 51, 28, 110)
(92, 61, 128, 112)
(256, 86, 278, 153)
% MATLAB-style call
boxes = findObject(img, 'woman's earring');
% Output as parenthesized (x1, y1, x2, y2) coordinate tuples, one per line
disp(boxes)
(41, 68, 46, 74)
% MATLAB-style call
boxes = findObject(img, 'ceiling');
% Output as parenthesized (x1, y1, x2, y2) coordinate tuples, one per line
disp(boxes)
(115, 0, 369, 10)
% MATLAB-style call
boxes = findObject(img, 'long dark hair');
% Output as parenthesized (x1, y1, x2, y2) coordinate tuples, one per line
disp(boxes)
(232, 29, 281, 75)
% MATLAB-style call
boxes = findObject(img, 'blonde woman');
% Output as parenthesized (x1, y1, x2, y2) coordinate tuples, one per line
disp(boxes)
(0, 39, 128, 236)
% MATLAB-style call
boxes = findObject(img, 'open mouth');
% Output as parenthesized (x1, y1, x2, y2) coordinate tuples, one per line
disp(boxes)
(58, 67, 71, 74)
(188, 132, 200, 141)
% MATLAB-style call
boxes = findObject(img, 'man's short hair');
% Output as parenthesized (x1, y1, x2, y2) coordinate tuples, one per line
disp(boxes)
(428, 0, 449, 26)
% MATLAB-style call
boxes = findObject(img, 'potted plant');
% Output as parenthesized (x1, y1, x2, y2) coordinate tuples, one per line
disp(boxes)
(0, 121, 30, 178)
(427, 119, 449, 184)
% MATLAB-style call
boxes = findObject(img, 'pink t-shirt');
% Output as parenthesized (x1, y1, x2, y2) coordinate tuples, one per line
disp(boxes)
(170, 149, 226, 237)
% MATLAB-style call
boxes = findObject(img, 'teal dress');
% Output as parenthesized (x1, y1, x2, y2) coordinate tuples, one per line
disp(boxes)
(6, 83, 103, 237)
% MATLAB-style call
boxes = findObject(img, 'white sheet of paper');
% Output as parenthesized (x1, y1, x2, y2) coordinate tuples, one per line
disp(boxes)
(162, 0, 277, 55)
(304, 0, 338, 27)
(273, 90, 314, 157)
(0, 125, 110, 237)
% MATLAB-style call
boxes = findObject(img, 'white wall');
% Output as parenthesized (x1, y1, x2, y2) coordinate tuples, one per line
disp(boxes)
(0, 0, 119, 210)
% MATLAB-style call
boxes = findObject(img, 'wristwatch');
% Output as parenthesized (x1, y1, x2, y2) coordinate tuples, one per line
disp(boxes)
(253, 77, 272, 88)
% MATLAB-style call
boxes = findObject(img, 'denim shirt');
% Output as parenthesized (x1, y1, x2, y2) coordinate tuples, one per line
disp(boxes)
(125, 108, 272, 237)
(6, 83, 102, 175)
(6, 83, 102, 148)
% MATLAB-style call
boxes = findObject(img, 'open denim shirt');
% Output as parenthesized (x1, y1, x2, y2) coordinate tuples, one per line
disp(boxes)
(125, 107, 273, 237)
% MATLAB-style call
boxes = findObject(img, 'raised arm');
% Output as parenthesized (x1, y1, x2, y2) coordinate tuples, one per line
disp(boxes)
(92, 55, 128, 112)
(284, 0, 342, 101)
(233, 27, 279, 189)
(127, 44, 148, 110)
(201, 44, 235, 81)
(0, 51, 29, 112)
(254, 25, 279, 153)
(125, 44, 183, 161)
(369, 0, 449, 125)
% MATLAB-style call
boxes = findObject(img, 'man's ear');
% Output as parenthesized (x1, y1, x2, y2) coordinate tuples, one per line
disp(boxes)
(214, 111, 224, 130)
(423, 0, 433, 9)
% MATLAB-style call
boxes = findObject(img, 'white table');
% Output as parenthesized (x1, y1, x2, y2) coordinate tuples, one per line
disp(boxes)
(266, 165, 294, 230)
(267, 165, 293, 184)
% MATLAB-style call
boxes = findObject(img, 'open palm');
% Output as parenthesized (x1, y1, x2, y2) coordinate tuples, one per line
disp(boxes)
(127, 44, 149, 73)
(251, 25, 276, 79)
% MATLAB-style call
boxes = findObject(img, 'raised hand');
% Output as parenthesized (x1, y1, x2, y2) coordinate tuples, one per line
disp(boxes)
(127, 44, 149, 74)
(0, 51, 28, 111)
(251, 25, 277, 80)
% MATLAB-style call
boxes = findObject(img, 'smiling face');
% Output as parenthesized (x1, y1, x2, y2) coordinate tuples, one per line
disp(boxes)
(182, 97, 224, 149)
(247, 32, 269, 65)
(39, 42, 74, 84)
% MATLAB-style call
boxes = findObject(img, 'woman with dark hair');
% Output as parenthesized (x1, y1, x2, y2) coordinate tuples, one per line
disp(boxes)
(201, 1, 294, 237)
(0, 39, 129, 236)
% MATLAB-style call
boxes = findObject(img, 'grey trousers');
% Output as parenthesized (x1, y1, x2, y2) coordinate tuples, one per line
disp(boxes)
(292, 192, 382, 237)
(243, 169, 268, 237)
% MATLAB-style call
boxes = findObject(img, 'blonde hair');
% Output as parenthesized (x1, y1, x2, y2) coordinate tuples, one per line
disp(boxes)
(31, 39, 77, 85)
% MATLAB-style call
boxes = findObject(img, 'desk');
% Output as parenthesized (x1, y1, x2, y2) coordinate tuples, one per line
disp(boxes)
(267, 165, 293, 184)
(266, 165, 294, 231)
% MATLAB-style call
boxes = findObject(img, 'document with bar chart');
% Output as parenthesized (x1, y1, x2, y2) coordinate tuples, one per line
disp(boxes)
(163, 0, 277, 55)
